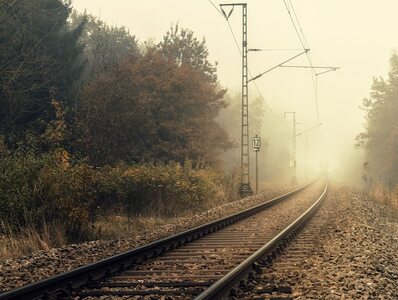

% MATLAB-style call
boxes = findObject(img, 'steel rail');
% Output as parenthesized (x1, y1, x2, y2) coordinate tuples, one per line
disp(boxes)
(0, 180, 317, 300)
(195, 180, 328, 300)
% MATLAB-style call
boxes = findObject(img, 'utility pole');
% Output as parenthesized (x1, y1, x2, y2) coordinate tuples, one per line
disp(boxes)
(284, 112, 297, 183)
(220, 3, 253, 197)
(217, 3, 332, 196)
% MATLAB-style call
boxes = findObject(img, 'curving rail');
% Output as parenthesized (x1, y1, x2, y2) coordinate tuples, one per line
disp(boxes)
(195, 182, 328, 299)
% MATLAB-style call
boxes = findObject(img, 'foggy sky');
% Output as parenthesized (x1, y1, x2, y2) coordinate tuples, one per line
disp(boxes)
(72, 0, 398, 183)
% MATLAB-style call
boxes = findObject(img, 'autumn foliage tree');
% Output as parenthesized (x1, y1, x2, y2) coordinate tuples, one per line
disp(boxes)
(158, 25, 217, 83)
(0, 8, 237, 244)
(77, 26, 231, 166)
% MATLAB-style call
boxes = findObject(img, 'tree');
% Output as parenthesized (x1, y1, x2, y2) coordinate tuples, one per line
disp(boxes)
(357, 53, 398, 183)
(158, 25, 218, 83)
(0, 0, 84, 135)
(69, 11, 140, 82)
(77, 47, 231, 166)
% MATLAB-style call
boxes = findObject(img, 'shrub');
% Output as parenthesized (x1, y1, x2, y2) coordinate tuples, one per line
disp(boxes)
(119, 161, 226, 217)
(0, 148, 95, 240)
(0, 143, 228, 241)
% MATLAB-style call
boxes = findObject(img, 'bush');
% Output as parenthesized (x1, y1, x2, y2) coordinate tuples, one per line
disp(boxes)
(120, 162, 226, 217)
(0, 147, 96, 240)
(0, 141, 228, 241)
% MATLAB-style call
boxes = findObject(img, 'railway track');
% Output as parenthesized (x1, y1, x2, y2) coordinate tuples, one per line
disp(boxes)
(0, 179, 327, 300)
(234, 184, 334, 299)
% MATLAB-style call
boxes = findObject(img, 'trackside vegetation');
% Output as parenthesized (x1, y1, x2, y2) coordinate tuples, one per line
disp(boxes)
(357, 54, 398, 211)
(0, 142, 230, 242)
(0, 0, 239, 256)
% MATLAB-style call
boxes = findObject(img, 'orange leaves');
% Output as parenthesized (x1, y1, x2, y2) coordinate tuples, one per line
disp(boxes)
(42, 97, 67, 147)
(78, 44, 230, 166)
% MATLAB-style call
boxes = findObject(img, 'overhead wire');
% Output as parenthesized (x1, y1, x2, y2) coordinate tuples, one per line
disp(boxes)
(289, 0, 331, 155)
(209, 0, 330, 162)
(282, 0, 321, 129)
(226, 20, 243, 56)
(249, 48, 305, 52)
(288, 0, 310, 51)
(282, 0, 306, 50)
(208, 0, 285, 122)
(207, 0, 223, 17)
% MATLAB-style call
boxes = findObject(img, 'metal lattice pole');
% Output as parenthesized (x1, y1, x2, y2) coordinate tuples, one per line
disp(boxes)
(240, 4, 253, 196)
(220, 3, 253, 197)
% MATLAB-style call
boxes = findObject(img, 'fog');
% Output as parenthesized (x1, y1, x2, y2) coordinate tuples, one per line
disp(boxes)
(72, 0, 398, 186)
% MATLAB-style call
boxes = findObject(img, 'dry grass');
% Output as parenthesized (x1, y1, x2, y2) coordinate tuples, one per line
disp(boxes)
(0, 181, 226, 259)
(369, 183, 398, 217)
(0, 221, 67, 259)
(0, 182, 289, 259)
(0, 215, 180, 259)
(90, 215, 179, 240)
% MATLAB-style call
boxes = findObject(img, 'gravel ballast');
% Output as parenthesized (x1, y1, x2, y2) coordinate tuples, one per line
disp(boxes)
(312, 187, 398, 299)
(1, 183, 397, 299)
(239, 184, 398, 299)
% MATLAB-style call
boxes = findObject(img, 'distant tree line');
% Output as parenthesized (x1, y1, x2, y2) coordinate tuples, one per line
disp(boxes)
(357, 53, 398, 184)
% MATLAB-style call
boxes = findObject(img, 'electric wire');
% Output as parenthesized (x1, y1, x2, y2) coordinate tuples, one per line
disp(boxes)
(208, 0, 285, 122)
(208, 0, 332, 168)
(251, 81, 288, 125)
(282, 0, 330, 161)
(282, 2, 317, 90)
(288, 0, 310, 50)
(223, 16, 283, 123)
(282, 0, 320, 128)
(289, 0, 323, 131)
(282, 0, 307, 50)
(249, 50, 309, 82)
(249, 48, 305, 52)
(210, 0, 327, 129)
(226, 20, 243, 56)
(286, 0, 314, 74)
(207, 0, 224, 17)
